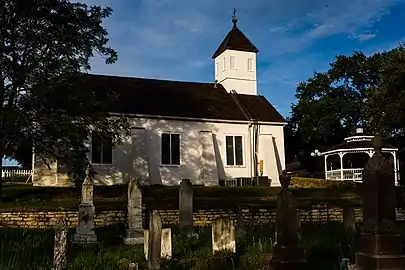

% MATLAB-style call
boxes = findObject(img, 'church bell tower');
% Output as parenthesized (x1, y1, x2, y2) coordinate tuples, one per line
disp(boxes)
(212, 10, 259, 95)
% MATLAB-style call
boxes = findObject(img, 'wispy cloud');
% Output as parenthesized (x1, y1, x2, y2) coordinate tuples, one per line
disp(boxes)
(353, 33, 377, 41)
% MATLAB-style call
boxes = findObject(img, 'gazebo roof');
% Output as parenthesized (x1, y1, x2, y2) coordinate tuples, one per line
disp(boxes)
(325, 139, 397, 152)
(322, 127, 397, 154)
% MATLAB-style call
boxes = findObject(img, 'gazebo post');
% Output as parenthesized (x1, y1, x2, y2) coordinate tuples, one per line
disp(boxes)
(393, 151, 398, 186)
(339, 152, 344, 180)
(324, 155, 328, 180)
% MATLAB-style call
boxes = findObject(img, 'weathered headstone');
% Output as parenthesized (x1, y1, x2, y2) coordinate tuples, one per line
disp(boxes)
(211, 218, 236, 253)
(148, 210, 162, 270)
(179, 179, 193, 231)
(124, 179, 144, 245)
(144, 228, 172, 260)
(355, 134, 405, 269)
(73, 166, 98, 247)
(343, 207, 356, 233)
(52, 218, 68, 270)
(270, 171, 307, 270)
(235, 207, 246, 238)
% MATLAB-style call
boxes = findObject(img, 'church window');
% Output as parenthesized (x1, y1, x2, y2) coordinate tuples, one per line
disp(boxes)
(223, 57, 226, 71)
(91, 132, 113, 165)
(216, 62, 219, 74)
(248, 58, 253, 71)
(230, 56, 236, 69)
(225, 135, 244, 166)
(161, 133, 180, 165)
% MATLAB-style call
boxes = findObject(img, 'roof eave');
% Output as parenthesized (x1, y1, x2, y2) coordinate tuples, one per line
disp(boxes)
(108, 112, 287, 125)
(212, 47, 259, 59)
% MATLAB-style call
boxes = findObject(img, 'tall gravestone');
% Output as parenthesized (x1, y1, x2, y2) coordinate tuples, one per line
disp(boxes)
(355, 134, 405, 269)
(179, 179, 193, 231)
(148, 210, 162, 270)
(52, 218, 68, 270)
(270, 171, 307, 270)
(73, 167, 98, 247)
(124, 179, 144, 245)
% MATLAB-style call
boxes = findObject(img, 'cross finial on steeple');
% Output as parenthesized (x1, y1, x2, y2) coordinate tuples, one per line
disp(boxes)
(232, 8, 237, 28)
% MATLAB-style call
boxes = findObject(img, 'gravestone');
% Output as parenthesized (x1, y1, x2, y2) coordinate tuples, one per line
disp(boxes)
(270, 171, 307, 270)
(355, 134, 405, 269)
(211, 218, 236, 253)
(72, 167, 98, 247)
(124, 179, 144, 245)
(343, 207, 356, 233)
(235, 207, 246, 238)
(179, 179, 193, 231)
(144, 228, 172, 260)
(148, 210, 162, 270)
(52, 218, 68, 270)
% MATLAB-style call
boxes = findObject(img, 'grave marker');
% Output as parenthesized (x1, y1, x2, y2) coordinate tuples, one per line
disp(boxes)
(52, 218, 68, 270)
(212, 218, 236, 253)
(355, 134, 405, 269)
(271, 171, 307, 270)
(179, 179, 193, 231)
(124, 179, 144, 245)
(72, 166, 98, 247)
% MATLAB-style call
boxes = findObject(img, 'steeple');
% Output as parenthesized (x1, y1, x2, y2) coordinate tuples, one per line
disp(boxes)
(212, 12, 258, 59)
(212, 11, 259, 95)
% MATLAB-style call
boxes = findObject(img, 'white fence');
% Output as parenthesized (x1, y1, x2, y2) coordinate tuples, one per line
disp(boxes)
(1, 168, 32, 179)
(325, 168, 364, 181)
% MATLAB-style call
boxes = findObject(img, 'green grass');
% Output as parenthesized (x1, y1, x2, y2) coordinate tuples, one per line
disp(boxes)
(1, 221, 394, 269)
(0, 179, 364, 212)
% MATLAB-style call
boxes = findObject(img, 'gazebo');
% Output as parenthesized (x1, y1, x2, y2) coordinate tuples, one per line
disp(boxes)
(314, 128, 400, 186)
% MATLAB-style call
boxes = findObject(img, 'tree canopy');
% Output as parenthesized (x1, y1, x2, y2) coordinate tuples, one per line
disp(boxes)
(287, 43, 405, 167)
(0, 0, 130, 189)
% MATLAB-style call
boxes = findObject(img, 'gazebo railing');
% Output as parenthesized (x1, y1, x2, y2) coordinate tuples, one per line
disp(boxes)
(326, 168, 363, 181)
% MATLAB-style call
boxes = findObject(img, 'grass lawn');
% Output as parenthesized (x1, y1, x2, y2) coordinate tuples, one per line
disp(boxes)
(0, 178, 363, 212)
(0, 221, 365, 270)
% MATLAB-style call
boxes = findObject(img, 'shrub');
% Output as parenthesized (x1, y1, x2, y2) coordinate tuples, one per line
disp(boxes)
(290, 177, 356, 189)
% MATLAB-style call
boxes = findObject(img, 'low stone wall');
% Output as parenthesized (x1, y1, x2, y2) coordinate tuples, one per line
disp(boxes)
(1, 206, 405, 229)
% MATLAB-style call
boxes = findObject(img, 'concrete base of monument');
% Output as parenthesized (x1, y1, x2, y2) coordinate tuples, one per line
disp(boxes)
(270, 244, 307, 270)
(123, 229, 144, 245)
(123, 237, 144, 245)
(360, 233, 402, 254)
(72, 233, 98, 247)
(355, 252, 405, 269)
(355, 232, 405, 269)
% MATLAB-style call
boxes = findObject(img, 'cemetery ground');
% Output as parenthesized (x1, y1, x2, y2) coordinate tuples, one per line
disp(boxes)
(0, 220, 389, 269)
(0, 172, 404, 269)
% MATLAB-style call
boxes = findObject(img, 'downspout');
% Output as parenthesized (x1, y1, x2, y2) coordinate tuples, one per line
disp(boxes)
(230, 90, 260, 178)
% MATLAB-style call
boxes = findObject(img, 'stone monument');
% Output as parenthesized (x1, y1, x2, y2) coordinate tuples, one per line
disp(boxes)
(52, 218, 68, 270)
(355, 134, 405, 269)
(179, 179, 193, 231)
(72, 166, 98, 247)
(148, 210, 162, 270)
(270, 171, 307, 270)
(124, 179, 144, 245)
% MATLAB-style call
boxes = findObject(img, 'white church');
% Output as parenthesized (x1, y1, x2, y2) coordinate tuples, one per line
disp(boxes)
(33, 14, 287, 187)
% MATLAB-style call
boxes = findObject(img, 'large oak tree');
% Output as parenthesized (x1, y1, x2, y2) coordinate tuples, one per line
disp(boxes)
(0, 0, 130, 194)
(287, 44, 405, 172)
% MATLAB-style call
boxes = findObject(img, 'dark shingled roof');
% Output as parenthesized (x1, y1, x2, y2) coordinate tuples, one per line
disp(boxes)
(325, 139, 397, 152)
(78, 73, 285, 123)
(212, 25, 259, 58)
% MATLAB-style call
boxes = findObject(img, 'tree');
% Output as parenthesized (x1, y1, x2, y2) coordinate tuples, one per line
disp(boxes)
(0, 0, 131, 195)
(288, 44, 405, 171)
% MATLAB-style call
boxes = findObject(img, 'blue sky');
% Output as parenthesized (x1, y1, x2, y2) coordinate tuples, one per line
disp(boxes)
(82, 0, 405, 118)
(3, 0, 405, 166)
